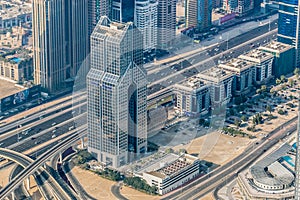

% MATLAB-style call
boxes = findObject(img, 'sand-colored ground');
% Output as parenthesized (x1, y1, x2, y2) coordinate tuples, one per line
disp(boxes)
(0, 164, 16, 187)
(121, 186, 160, 200)
(28, 175, 43, 200)
(71, 166, 118, 200)
(201, 192, 214, 200)
(71, 166, 159, 200)
(173, 131, 251, 166)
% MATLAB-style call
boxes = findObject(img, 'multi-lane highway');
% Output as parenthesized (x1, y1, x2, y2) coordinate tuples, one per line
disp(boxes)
(0, 128, 86, 199)
(0, 96, 86, 153)
(0, 14, 280, 200)
(162, 116, 297, 200)
(147, 20, 278, 98)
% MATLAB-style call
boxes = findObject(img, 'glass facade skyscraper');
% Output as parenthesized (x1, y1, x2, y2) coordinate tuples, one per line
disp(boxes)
(278, 0, 300, 66)
(33, 0, 88, 93)
(87, 17, 147, 168)
(88, 0, 111, 36)
(186, 0, 212, 32)
(111, 0, 135, 23)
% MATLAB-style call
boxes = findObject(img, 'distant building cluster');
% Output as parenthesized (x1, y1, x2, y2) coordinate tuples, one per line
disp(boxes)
(173, 41, 294, 115)
(0, 0, 32, 29)
(222, 0, 254, 16)
(0, 26, 31, 49)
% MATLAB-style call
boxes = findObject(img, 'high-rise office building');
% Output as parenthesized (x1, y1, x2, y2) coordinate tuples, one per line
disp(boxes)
(87, 16, 147, 168)
(32, 0, 88, 93)
(135, 0, 158, 52)
(186, 0, 212, 32)
(157, 0, 176, 49)
(112, 0, 135, 23)
(88, 0, 111, 36)
(278, 0, 300, 67)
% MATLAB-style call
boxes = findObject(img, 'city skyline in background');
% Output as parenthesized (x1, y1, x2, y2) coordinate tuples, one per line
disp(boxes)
(1, 0, 300, 199)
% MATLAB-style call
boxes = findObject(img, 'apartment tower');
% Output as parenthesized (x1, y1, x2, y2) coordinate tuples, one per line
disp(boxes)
(157, 0, 176, 49)
(135, 0, 158, 52)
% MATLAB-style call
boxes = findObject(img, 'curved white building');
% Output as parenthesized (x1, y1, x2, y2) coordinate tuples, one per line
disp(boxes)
(135, 0, 158, 52)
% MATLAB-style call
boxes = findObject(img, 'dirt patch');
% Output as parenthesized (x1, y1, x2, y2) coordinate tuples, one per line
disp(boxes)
(121, 186, 160, 200)
(71, 166, 117, 200)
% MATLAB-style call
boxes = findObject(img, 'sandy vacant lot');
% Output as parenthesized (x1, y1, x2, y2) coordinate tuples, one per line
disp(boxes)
(121, 186, 160, 200)
(72, 166, 117, 200)
(71, 166, 159, 200)
(173, 131, 251, 166)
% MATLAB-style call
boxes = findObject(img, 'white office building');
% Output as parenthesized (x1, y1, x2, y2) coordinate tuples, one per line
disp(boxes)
(135, 0, 158, 52)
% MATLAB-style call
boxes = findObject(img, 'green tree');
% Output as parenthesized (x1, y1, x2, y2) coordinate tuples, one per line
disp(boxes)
(179, 149, 187, 153)
(276, 78, 281, 85)
(165, 148, 174, 154)
(261, 85, 267, 93)
(241, 115, 248, 122)
(278, 109, 285, 115)
(234, 118, 242, 128)
(280, 75, 286, 82)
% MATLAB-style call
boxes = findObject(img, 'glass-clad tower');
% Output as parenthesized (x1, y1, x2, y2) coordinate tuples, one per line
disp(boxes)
(87, 17, 147, 168)
(278, 0, 300, 67)
(33, 0, 88, 93)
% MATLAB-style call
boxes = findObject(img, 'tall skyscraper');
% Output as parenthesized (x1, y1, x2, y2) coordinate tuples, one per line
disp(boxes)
(295, 98, 300, 199)
(32, 0, 88, 93)
(186, 0, 212, 32)
(111, 0, 135, 23)
(278, 0, 300, 67)
(157, 0, 176, 49)
(87, 17, 147, 168)
(135, 0, 158, 52)
(88, 0, 111, 36)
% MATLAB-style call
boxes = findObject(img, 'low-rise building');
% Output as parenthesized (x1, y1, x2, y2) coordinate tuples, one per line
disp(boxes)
(173, 74, 210, 115)
(0, 26, 29, 49)
(219, 58, 254, 96)
(239, 49, 274, 85)
(198, 67, 234, 107)
(237, 143, 295, 199)
(259, 41, 295, 78)
(0, 49, 33, 83)
(139, 153, 200, 195)
(147, 106, 168, 133)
